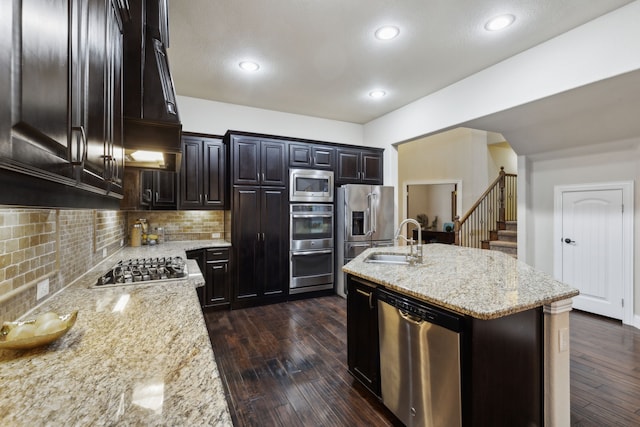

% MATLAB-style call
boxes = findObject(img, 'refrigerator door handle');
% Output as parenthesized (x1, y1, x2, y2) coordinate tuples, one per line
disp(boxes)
(371, 192, 377, 234)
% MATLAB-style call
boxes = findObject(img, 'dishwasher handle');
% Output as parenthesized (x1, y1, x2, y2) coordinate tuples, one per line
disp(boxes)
(399, 309, 424, 325)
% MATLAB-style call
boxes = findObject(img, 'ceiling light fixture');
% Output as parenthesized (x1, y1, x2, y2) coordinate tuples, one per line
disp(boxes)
(374, 26, 400, 40)
(239, 61, 260, 72)
(369, 90, 387, 98)
(484, 14, 515, 31)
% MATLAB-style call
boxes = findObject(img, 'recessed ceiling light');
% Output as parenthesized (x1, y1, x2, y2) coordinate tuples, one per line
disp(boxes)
(239, 61, 260, 72)
(484, 14, 515, 31)
(374, 26, 400, 40)
(369, 90, 387, 98)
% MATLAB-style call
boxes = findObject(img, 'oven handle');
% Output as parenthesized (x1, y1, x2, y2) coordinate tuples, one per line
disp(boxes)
(291, 213, 334, 219)
(291, 249, 333, 256)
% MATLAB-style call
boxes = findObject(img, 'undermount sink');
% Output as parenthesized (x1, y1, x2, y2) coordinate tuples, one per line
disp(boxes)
(364, 253, 411, 265)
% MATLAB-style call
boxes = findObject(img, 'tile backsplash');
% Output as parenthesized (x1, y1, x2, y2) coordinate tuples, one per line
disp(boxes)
(126, 210, 228, 242)
(0, 208, 231, 322)
(0, 208, 127, 323)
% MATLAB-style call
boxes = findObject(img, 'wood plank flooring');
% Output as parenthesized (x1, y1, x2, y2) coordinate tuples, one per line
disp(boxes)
(570, 310, 640, 426)
(204, 296, 640, 426)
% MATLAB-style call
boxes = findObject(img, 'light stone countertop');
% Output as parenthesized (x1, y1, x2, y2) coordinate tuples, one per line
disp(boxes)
(343, 244, 579, 320)
(0, 241, 233, 426)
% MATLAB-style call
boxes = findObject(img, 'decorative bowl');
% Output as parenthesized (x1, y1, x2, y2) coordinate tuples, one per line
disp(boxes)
(0, 311, 78, 350)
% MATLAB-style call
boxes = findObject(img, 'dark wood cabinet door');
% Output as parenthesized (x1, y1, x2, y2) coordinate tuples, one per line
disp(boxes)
(261, 141, 287, 186)
(361, 151, 383, 184)
(203, 138, 225, 208)
(261, 187, 288, 297)
(346, 275, 381, 397)
(9, 0, 72, 180)
(336, 148, 383, 185)
(81, 0, 110, 190)
(233, 187, 261, 302)
(103, 0, 125, 195)
(289, 143, 334, 169)
(289, 144, 312, 167)
(180, 137, 203, 208)
(205, 261, 229, 306)
(336, 149, 360, 183)
(312, 145, 334, 169)
(233, 138, 260, 185)
(153, 170, 177, 207)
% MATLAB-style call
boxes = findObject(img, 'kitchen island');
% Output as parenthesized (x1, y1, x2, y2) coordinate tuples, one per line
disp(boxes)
(343, 244, 579, 427)
(0, 241, 232, 426)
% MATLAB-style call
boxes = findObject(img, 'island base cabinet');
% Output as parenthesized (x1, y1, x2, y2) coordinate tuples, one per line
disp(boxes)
(345, 274, 543, 427)
(464, 308, 543, 427)
(346, 275, 380, 397)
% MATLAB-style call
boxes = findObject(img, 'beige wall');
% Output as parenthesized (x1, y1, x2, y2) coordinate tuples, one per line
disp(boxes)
(407, 184, 456, 230)
(397, 128, 515, 223)
(488, 141, 518, 175)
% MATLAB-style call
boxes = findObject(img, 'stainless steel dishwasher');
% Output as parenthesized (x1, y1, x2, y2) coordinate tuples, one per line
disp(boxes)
(377, 288, 463, 427)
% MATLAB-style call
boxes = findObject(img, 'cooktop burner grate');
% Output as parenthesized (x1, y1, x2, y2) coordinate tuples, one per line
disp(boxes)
(94, 257, 187, 287)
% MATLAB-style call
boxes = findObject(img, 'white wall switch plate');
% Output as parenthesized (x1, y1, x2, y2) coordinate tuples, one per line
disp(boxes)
(120, 239, 124, 247)
(36, 278, 50, 300)
(211, 232, 221, 239)
(102, 248, 108, 258)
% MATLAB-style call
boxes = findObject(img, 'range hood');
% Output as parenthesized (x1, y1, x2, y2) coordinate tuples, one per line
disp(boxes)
(123, 0, 182, 172)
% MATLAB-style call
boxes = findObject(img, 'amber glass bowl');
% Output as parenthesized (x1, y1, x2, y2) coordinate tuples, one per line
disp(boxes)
(0, 311, 78, 350)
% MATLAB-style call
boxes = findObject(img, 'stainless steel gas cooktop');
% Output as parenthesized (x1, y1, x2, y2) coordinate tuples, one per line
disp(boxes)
(94, 257, 188, 287)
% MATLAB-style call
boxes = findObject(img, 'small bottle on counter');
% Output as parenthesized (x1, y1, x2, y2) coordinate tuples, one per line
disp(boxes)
(130, 224, 142, 247)
(154, 227, 165, 244)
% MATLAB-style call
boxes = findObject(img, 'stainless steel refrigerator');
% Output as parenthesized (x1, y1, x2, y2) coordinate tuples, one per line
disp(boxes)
(336, 184, 395, 297)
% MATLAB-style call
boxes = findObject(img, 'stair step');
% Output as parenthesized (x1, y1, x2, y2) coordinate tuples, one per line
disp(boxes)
(489, 240, 517, 258)
(497, 230, 517, 242)
(505, 221, 517, 232)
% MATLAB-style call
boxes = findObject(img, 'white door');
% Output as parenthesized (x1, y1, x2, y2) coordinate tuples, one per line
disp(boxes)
(559, 189, 623, 319)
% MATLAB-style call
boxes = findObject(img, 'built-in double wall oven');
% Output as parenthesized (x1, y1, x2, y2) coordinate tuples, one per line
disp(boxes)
(289, 169, 334, 295)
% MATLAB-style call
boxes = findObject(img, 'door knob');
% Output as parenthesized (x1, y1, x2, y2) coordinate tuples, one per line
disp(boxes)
(564, 238, 575, 244)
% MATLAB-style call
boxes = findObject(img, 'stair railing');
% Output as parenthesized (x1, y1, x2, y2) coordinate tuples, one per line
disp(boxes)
(454, 167, 517, 249)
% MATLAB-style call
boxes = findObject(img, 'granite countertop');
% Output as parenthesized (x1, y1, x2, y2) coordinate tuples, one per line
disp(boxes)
(0, 241, 233, 426)
(343, 244, 579, 320)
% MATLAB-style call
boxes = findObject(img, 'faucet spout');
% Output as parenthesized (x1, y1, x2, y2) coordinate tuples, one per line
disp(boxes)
(394, 218, 423, 264)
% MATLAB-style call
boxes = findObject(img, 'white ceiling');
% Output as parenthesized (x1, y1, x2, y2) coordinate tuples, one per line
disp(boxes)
(167, 0, 634, 126)
(464, 69, 640, 156)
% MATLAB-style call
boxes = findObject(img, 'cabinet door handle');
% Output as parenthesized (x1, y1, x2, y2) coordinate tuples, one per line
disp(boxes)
(70, 126, 87, 168)
(257, 233, 260, 241)
(199, 194, 203, 204)
(356, 288, 373, 310)
(262, 232, 265, 241)
(262, 173, 265, 182)
(111, 157, 119, 183)
(224, 264, 228, 273)
(155, 192, 159, 203)
(204, 194, 208, 202)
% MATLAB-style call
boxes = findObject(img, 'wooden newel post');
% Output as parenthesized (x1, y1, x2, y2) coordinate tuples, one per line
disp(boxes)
(498, 166, 506, 226)
(454, 215, 461, 246)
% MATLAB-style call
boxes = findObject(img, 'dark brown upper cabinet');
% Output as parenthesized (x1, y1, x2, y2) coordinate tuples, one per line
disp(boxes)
(336, 148, 383, 185)
(289, 143, 334, 170)
(0, 0, 127, 209)
(143, 170, 177, 209)
(180, 134, 227, 209)
(230, 135, 287, 187)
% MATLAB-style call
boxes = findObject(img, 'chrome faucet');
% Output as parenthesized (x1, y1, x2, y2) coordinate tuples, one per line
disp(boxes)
(394, 218, 423, 264)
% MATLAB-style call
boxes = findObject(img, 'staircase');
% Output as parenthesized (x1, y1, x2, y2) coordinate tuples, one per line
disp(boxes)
(454, 167, 517, 256)
(485, 220, 517, 258)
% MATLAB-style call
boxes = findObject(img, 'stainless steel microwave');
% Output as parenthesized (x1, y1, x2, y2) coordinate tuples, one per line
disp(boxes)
(289, 169, 334, 202)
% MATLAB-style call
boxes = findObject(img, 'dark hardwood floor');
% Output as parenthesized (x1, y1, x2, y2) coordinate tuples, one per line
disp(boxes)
(204, 296, 640, 426)
(570, 310, 640, 426)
